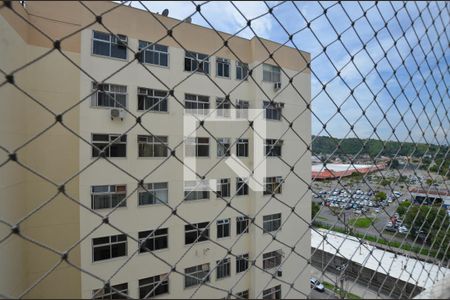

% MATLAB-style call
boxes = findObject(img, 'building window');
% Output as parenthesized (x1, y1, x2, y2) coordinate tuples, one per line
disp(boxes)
(138, 135, 169, 157)
(138, 228, 168, 253)
(217, 178, 230, 198)
(92, 234, 127, 262)
(263, 101, 283, 120)
(185, 263, 210, 288)
(138, 40, 169, 67)
(236, 61, 249, 80)
(92, 134, 127, 157)
(216, 57, 230, 78)
(216, 258, 231, 279)
(216, 97, 231, 117)
(139, 274, 169, 298)
(185, 222, 209, 244)
(236, 216, 250, 234)
(236, 139, 249, 157)
(217, 138, 231, 157)
(265, 139, 283, 157)
(185, 93, 210, 115)
(138, 182, 168, 205)
(262, 64, 281, 82)
(93, 283, 128, 299)
(91, 185, 126, 210)
(184, 180, 210, 201)
(92, 31, 127, 59)
(263, 250, 283, 270)
(236, 254, 249, 273)
(217, 218, 230, 238)
(263, 213, 282, 233)
(236, 290, 249, 299)
(236, 100, 249, 119)
(264, 176, 283, 195)
(236, 177, 249, 196)
(185, 137, 210, 157)
(91, 83, 127, 108)
(185, 51, 210, 74)
(137, 88, 168, 112)
(262, 285, 281, 300)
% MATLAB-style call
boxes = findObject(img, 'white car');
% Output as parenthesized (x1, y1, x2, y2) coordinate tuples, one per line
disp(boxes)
(310, 277, 325, 292)
(398, 226, 409, 234)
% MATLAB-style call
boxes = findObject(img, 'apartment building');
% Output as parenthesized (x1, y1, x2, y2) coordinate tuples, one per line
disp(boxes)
(0, 1, 311, 298)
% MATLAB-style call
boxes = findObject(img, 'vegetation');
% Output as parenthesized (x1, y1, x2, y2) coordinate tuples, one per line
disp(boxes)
(374, 191, 387, 202)
(396, 200, 411, 217)
(403, 205, 450, 259)
(322, 281, 361, 299)
(349, 217, 377, 228)
(312, 202, 321, 219)
(312, 136, 448, 158)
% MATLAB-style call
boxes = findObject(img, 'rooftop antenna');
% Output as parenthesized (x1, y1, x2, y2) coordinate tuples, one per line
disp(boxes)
(162, 9, 169, 17)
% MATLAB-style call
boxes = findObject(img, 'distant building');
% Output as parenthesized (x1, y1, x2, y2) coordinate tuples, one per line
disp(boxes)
(311, 163, 386, 180)
(409, 187, 450, 208)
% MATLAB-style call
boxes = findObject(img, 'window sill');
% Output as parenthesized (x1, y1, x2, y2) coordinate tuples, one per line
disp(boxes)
(89, 105, 129, 110)
(92, 255, 127, 265)
(137, 202, 169, 208)
(138, 247, 170, 256)
(92, 206, 128, 212)
(183, 198, 211, 203)
(90, 53, 128, 62)
(137, 109, 169, 114)
(139, 61, 170, 70)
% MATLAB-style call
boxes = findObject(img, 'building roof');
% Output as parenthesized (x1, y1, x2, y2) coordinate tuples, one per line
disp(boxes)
(312, 229, 450, 289)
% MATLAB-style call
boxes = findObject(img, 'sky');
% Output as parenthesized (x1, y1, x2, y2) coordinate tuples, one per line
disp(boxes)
(127, 1, 449, 145)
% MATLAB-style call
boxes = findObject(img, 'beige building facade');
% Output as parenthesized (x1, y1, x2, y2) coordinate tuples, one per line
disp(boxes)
(0, 1, 311, 298)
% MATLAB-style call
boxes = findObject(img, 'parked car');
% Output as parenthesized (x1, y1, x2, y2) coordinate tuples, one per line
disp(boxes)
(384, 225, 396, 232)
(310, 277, 325, 292)
(398, 226, 409, 234)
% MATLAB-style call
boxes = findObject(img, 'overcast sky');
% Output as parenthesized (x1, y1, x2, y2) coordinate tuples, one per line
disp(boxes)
(128, 1, 449, 145)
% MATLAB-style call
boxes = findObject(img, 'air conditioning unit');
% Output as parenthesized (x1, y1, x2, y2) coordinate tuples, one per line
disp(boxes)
(110, 108, 125, 120)
(276, 177, 283, 183)
(277, 270, 283, 277)
(274, 82, 282, 90)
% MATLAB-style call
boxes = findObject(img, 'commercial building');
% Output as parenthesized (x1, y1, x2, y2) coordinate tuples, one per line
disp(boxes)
(312, 163, 386, 180)
(0, 1, 311, 298)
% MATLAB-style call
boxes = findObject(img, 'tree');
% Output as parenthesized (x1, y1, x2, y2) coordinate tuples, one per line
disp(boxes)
(374, 191, 387, 202)
(426, 178, 434, 186)
(391, 159, 400, 169)
(312, 202, 321, 219)
(404, 205, 450, 259)
(396, 200, 411, 216)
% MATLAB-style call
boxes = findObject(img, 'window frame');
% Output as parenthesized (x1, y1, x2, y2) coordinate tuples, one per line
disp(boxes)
(236, 254, 249, 273)
(236, 61, 249, 81)
(92, 234, 127, 262)
(184, 263, 210, 288)
(137, 135, 169, 158)
(264, 176, 283, 195)
(217, 178, 231, 198)
(262, 63, 281, 83)
(236, 216, 250, 235)
(216, 218, 231, 239)
(216, 257, 231, 279)
(265, 139, 283, 157)
(138, 228, 168, 253)
(138, 182, 169, 206)
(185, 137, 210, 157)
(91, 83, 127, 108)
(216, 57, 231, 78)
(184, 51, 210, 74)
(138, 274, 169, 298)
(138, 40, 169, 67)
(262, 250, 283, 270)
(137, 87, 169, 112)
(93, 283, 128, 299)
(216, 97, 231, 117)
(217, 138, 231, 157)
(236, 177, 249, 196)
(91, 133, 127, 158)
(236, 100, 249, 119)
(92, 30, 128, 60)
(262, 285, 282, 300)
(184, 180, 210, 201)
(184, 222, 210, 245)
(263, 101, 283, 121)
(236, 139, 249, 157)
(263, 213, 282, 233)
(184, 93, 210, 115)
(91, 184, 127, 210)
